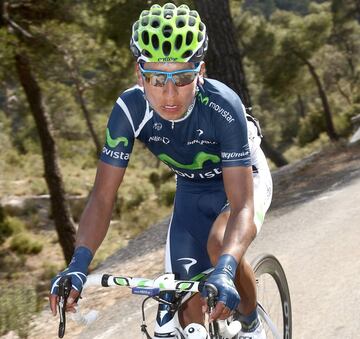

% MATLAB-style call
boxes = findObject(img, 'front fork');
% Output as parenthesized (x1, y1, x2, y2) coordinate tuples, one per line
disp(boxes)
(152, 289, 217, 339)
(153, 291, 184, 338)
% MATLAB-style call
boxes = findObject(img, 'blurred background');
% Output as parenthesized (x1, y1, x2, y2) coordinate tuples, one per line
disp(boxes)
(0, 0, 359, 337)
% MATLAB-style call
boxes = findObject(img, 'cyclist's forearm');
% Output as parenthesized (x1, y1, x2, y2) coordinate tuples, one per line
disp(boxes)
(221, 166, 256, 263)
(75, 192, 115, 254)
(221, 208, 256, 262)
(74, 162, 126, 255)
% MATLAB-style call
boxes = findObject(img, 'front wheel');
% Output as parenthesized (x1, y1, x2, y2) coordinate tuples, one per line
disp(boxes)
(252, 254, 292, 339)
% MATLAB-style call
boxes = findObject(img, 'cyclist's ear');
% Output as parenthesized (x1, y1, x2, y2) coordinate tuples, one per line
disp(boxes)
(135, 63, 144, 87)
(198, 62, 206, 85)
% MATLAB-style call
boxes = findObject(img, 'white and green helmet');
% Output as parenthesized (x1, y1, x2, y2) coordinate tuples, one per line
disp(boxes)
(130, 3, 208, 63)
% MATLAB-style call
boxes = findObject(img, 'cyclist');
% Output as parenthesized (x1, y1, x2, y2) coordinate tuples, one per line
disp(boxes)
(50, 3, 272, 338)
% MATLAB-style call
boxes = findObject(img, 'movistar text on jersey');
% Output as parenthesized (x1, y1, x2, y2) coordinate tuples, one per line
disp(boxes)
(172, 167, 222, 179)
(209, 102, 235, 123)
(221, 151, 250, 159)
(102, 146, 130, 160)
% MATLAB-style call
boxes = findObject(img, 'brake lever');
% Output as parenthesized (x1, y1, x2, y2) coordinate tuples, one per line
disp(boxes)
(58, 276, 72, 338)
(205, 284, 220, 338)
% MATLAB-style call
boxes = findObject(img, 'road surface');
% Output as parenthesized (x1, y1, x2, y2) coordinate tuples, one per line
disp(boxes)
(70, 174, 360, 338)
(28, 148, 360, 339)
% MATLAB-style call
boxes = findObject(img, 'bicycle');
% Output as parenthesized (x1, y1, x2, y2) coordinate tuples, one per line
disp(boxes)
(57, 253, 292, 338)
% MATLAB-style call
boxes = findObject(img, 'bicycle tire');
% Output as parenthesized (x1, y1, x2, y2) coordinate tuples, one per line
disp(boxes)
(252, 254, 292, 339)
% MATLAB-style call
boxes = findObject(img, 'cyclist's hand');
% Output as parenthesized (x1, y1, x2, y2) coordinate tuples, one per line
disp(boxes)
(49, 246, 93, 316)
(49, 286, 80, 315)
(202, 254, 240, 321)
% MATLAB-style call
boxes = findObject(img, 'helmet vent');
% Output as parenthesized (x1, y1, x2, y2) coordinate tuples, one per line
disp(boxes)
(188, 17, 196, 27)
(162, 41, 171, 56)
(141, 17, 149, 26)
(151, 9, 161, 15)
(131, 3, 207, 62)
(142, 31, 150, 45)
(177, 9, 187, 16)
(164, 3, 176, 10)
(151, 19, 160, 28)
(151, 34, 159, 49)
(181, 50, 192, 59)
(142, 49, 152, 58)
(179, 4, 190, 10)
(164, 9, 174, 19)
(163, 25, 173, 38)
(175, 35, 183, 50)
(176, 18, 186, 28)
(186, 31, 193, 45)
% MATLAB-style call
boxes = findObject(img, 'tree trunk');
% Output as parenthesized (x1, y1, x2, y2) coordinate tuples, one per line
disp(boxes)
(297, 94, 306, 118)
(194, 0, 252, 106)
(15, 53, 76, 264)
(261, 137, 288, 167)
(355, 0, 360, 23)
(195, 0, 288, 167)
(63, 53, 102, 156)
(75, 80, 102, 156)
(297, 54, 339, 141)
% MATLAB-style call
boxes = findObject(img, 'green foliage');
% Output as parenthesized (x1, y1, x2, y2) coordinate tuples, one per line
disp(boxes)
(10, 232, 43, 255)
(297, 110, 326, 146)
(284, 132, 330, 162)
(0, 207, 13, 244)
(0, 29, 18, 81)
(0, 210, 31, 245)
(240, 0, 360, 150)
(149, 171, 162, 189)
(0, 284, 39, 338)
(5, 216, 26, 234)
(242, 0, 312, 18)
(40, 262, 60, 281)
(124, 182, 153, 211)
(1, 215, 43, 255)
(159, 182, 176, 207)
(148, 169, 175, 190)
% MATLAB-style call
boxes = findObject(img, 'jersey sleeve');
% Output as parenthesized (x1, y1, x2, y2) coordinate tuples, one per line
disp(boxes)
(214, 95, 251, 168)
(100, 96, 136, 168)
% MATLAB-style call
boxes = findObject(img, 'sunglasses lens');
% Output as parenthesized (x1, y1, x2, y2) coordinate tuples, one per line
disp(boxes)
(173, 72, 197, 87)
(141, 67, 199, 87)
(143, 73, 167, 87)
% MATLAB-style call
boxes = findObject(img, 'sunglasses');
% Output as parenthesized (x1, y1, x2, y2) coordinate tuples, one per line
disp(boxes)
(139, 63, 201, 87)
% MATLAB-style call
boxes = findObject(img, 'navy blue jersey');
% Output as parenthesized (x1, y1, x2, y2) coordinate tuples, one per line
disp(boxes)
(100, 78, 251, 183)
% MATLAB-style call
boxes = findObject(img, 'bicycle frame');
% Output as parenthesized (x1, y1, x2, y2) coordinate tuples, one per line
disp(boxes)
(58, 254, 291, 338)
(86, 271, 212, 338)
(62, 269, 241, 339)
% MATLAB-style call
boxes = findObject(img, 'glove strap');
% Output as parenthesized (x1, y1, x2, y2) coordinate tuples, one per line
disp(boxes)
(216, 254, 238, 280)
(68, 246, 93, 273)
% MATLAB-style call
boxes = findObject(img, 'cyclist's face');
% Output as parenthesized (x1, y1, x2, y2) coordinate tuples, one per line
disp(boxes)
(137, 62, 204, 121)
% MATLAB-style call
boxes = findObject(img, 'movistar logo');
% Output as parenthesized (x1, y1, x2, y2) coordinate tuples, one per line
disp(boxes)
(177, 258, 197, 274)
(158, 152, 220, 170)
(106, 128, 128, 148)
(197, 92, 209, 105)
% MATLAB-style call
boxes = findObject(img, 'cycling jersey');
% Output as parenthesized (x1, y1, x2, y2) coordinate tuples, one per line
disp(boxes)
(100, 78, 251, 183)
(100, 78, 272, 281)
